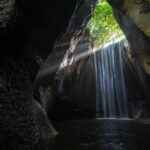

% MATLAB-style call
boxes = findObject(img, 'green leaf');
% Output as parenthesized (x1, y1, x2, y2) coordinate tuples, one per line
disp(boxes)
(87, 1, 124, 47)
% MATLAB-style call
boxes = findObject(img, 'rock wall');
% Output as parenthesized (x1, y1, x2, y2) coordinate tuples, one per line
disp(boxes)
(0, 56, 58, 150)
(46, 30, 96, 120)
(107, 0, 150, 75)
(35, 1, 97, 120)
(107, 0, 150, 116)
(123, 42, 150, 118)
(0, 0, 81, 149)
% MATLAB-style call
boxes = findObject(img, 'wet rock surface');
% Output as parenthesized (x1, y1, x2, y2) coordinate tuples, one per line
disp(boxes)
(49, 119, 150, 150)
(107, 0, 150, 75)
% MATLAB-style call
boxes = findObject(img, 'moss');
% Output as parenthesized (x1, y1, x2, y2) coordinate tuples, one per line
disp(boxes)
(87, 1, 124, 47)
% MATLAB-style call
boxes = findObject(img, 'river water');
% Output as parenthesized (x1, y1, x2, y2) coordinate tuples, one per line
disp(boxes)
(45, 119, 150, 150)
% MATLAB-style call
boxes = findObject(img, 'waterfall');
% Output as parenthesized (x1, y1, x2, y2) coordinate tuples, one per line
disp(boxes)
(94, 40, 129, 118)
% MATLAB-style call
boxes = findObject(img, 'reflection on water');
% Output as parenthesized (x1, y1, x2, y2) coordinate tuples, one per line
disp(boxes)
(45, 119, 150, 150)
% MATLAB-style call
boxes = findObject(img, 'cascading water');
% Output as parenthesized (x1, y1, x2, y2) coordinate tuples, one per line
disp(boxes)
(94, 40, 129, 118)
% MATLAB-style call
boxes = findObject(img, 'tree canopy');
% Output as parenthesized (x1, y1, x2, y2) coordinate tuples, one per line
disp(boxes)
(87, 0, 124, 48)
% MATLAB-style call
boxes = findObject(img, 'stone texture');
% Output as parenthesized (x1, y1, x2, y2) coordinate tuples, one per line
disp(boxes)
(124, 0, 150, 37)
(0, 0, 84, 149)
(34, 1, 97, 120)
(107, 0, 150, 75)
(0, 0, 16, 28)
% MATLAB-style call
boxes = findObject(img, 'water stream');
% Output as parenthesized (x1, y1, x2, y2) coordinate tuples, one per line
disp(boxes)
(94, 40, 129, 118)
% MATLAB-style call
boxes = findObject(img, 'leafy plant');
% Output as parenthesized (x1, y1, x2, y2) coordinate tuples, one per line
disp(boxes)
(87, 1, 124, 47)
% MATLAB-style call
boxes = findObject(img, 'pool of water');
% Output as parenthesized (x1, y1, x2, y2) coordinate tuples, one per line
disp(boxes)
(45, 119, 150, 150)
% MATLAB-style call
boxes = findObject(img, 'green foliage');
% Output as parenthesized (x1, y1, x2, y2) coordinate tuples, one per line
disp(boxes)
(87, 1, 124, 47)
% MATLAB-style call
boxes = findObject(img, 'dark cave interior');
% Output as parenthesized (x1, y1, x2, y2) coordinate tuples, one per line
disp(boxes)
(0, 0, 150, 150)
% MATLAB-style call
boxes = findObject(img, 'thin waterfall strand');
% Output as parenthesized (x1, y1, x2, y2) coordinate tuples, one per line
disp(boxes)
(95, 40, 129, 118)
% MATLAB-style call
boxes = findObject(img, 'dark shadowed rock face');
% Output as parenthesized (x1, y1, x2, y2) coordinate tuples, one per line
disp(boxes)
(34, 0, 97, 120)
(0, 0, 78, 149)
(0, 56, 34, 149)
(0, 56, 58, 150)
(0, 0, 77, 59)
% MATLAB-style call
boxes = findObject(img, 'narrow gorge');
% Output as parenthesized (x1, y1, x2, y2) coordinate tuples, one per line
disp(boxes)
(0, 0, 150, 150)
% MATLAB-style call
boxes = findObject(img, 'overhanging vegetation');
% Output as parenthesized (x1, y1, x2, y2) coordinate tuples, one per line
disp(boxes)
(87, 0, 124, 48)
